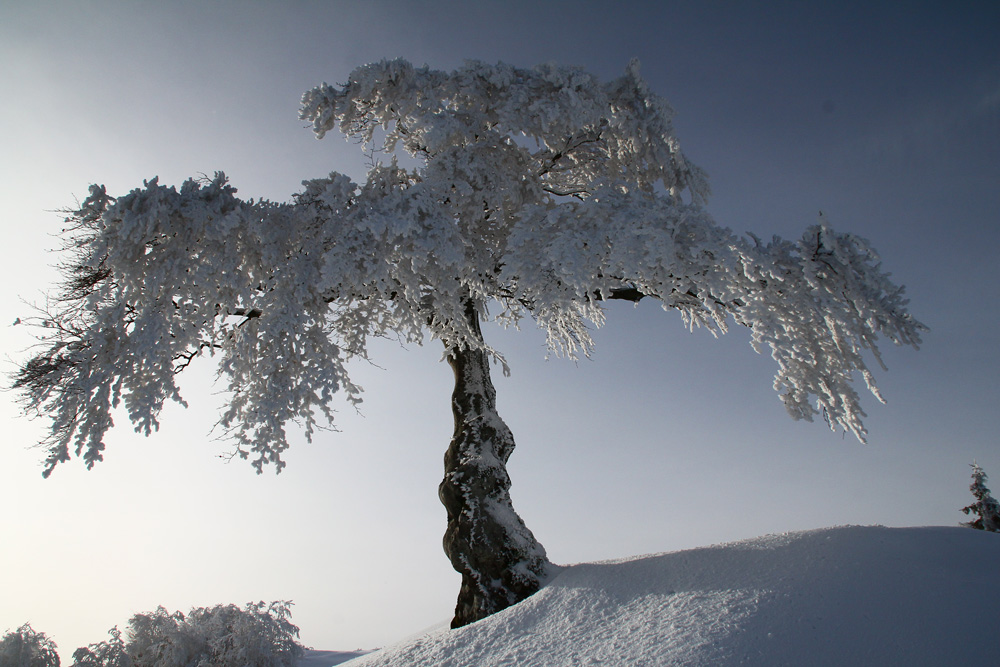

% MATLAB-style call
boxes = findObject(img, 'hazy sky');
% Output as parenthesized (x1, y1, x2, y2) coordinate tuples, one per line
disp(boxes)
(2, 0, 998, 657)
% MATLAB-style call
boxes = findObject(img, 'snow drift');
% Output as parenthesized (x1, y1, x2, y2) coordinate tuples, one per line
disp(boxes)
(340, 526, 1000, 666)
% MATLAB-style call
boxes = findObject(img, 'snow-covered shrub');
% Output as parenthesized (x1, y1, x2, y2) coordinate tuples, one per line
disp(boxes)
(70, 627, 130, 667)
(70, 602, 303, 667)
(194, 601, 304, 667)
(961, 463, 1000, 532)
(0, 623, 61, 667)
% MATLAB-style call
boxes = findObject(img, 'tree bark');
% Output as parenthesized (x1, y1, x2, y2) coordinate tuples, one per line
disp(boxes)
(439, 299, 550, 628)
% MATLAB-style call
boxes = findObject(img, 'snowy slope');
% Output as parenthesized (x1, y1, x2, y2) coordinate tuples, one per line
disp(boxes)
(333, 526, 1000, 666)
(297, 649, 372, 666)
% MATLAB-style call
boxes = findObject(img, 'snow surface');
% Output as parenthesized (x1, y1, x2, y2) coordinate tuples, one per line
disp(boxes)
(310, 526, 999, 666)
(297, 649, 373, 666)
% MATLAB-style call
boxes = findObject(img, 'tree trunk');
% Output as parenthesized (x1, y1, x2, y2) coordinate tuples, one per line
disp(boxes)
(439, 299, 551, 628)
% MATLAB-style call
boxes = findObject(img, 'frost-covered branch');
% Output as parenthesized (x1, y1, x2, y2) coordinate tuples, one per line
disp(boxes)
(502, 193, 924, 439)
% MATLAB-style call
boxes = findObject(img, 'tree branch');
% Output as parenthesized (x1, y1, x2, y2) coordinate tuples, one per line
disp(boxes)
(173, 341, 223, 373)
(604, 286, 645, 302)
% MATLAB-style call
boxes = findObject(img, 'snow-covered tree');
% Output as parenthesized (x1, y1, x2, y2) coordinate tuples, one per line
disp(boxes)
(0, 623, 61, 667)
(961, 463, 1000, 532)
(70, 627, 130, 667)
(13, 59, 924, 626)
(70, 602, 303, 667)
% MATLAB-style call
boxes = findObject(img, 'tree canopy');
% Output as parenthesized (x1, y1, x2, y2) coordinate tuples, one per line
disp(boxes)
(0, 623, 61, 667)
(14, 59, 923, 479)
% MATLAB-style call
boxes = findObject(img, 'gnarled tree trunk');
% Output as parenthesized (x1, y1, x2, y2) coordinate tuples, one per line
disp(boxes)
(439, 299, 551, 628)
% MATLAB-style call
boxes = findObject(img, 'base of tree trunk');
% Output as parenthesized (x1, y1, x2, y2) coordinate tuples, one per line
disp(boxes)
(439, 302, 550, 628)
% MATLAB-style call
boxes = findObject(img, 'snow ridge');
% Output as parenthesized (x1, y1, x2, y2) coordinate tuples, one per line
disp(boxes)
(344, 526, 1000, 666)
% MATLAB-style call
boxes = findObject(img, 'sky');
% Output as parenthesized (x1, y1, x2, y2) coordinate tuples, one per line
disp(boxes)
(1, 0, 998, 657)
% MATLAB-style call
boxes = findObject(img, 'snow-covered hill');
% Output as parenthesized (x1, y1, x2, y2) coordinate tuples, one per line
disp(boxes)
(327, 526, 999, 666)
(297, 649, 372, 666)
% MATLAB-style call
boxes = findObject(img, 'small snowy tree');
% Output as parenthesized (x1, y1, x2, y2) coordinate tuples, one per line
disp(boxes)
(70, 628, 130, 667)
(961, 463, 1000, 532)
(0, 623, 61, 667)
(13, 59, 924, 626)
(70, 602, 303, 667)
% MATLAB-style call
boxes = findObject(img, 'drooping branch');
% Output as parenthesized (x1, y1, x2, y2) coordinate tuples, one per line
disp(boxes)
(501, 194, 924, 439)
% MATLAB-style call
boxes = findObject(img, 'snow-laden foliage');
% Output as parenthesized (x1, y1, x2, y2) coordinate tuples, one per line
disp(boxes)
(961, 463, 1000, 532)
(0, 623, 61, 667)
(15, 58, 923, 475)
(69, 601, 303, 667)
(69, 627, 130, 667)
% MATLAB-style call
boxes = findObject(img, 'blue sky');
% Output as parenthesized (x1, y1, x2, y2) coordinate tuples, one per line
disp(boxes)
(2, 0, 998, 656)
